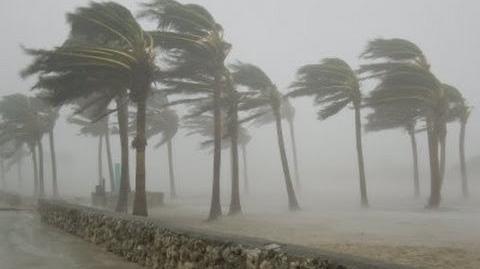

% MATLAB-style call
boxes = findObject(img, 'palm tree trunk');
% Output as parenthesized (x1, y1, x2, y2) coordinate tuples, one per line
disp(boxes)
(354, 106, 368, 207)
(115, 96, 130, 213)
(459, 120, 469, 198)
(30, 145, 38, 197)
(408, 129, 420, 198)
(228, 102, 242, 215)
(105, 117, 115, 193)
(0, 158, 5, 190)
(98, 135, 104, 187)
(427, 118, 441, 208)
(37, 137, 45, 198)
(241, 144, 249, 194)
(288, 119, 301, 189)
(208, 73, 223, 221)
(274, 108, 300, 211)
(167, 140, 177, 199)
(132, 97, 148, 216)
(49, 129, 59, 198)
(439, 130, 447, 189)
(17, 157, 23, 188)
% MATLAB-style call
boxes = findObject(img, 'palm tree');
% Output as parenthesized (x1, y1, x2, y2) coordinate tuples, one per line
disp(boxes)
(248, 98, 301, 189)
(283, 100, 301, 189)
(22, 2, 173, 216)
(68, 113, 110, 189)
(238, 127, 252, 194)
(0, 146, 7, 190)
(183, 94, 246, 215)
(140, 0, 232, 220)
(44, 106, 60, 197)
(365, 104, 421, 197)
(0, 94, 50, 197)
(441, 84, 471, 197)
(360, 38, 448, 208)
(230, 62, 300, 211)
(289, 58, 368, 207)
(5, 146, 29, 189)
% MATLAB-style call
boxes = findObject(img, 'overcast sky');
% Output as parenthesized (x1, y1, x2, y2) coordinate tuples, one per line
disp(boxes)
(0, 1, 478, 202)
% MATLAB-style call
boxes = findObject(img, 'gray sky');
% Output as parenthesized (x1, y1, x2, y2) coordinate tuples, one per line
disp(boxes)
(0, 1, 479, 201)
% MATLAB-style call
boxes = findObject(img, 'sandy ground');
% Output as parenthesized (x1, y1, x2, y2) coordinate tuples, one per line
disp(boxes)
(149, 193, 480, 269)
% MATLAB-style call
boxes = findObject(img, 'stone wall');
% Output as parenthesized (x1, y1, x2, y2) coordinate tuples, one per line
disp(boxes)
(38, 200, 413, 269)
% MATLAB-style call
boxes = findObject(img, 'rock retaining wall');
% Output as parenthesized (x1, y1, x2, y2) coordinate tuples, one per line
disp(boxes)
(38, 200, 413, 269)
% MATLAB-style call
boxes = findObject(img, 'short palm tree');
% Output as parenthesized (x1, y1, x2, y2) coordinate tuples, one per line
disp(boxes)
(231, 62, 300, 211)
(289, 58, 368, 207)
(140, 0, 232, 220)
(360, 38, 448, 208)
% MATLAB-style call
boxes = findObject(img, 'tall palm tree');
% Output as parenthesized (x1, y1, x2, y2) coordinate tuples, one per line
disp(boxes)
(360, 38, 448, 208)
(230, 62, 300, 211)
(140, 0, 232, 220)
(441, 84, 471, 197)
(22, 2, 173, 216)
(246, 98, 301, 189)
(365, 104, 421, 197)
(44, 106, 60, 197)
(183, 93, 247, 216)
(283, 100, 301, 189)
(289, 58, 368, 207)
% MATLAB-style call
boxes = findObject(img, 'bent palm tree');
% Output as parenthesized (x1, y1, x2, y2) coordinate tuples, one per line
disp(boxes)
(22, 2, 168, 216)
(360, 38, 448, 208)
(140, 0, 232, 220)
(289, 58, 368, 207)
(231, 62, 300, 211)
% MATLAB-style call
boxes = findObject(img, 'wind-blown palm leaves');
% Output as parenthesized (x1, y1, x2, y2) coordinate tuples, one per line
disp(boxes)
(22, 2, 165, 216)
(231, 62, 300, 211)
(0, 94, 51, 197)
(289, 58, 369, 207)
(360, 38, 448, 208)
(365, 103, 422, 197)
(140, 0, 232, 220)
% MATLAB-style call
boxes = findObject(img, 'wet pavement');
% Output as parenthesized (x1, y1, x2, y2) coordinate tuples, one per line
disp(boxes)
(0, 211, 140, 269)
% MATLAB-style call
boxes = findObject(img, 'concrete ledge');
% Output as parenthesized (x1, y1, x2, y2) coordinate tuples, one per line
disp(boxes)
(38, 200, 416, 269)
